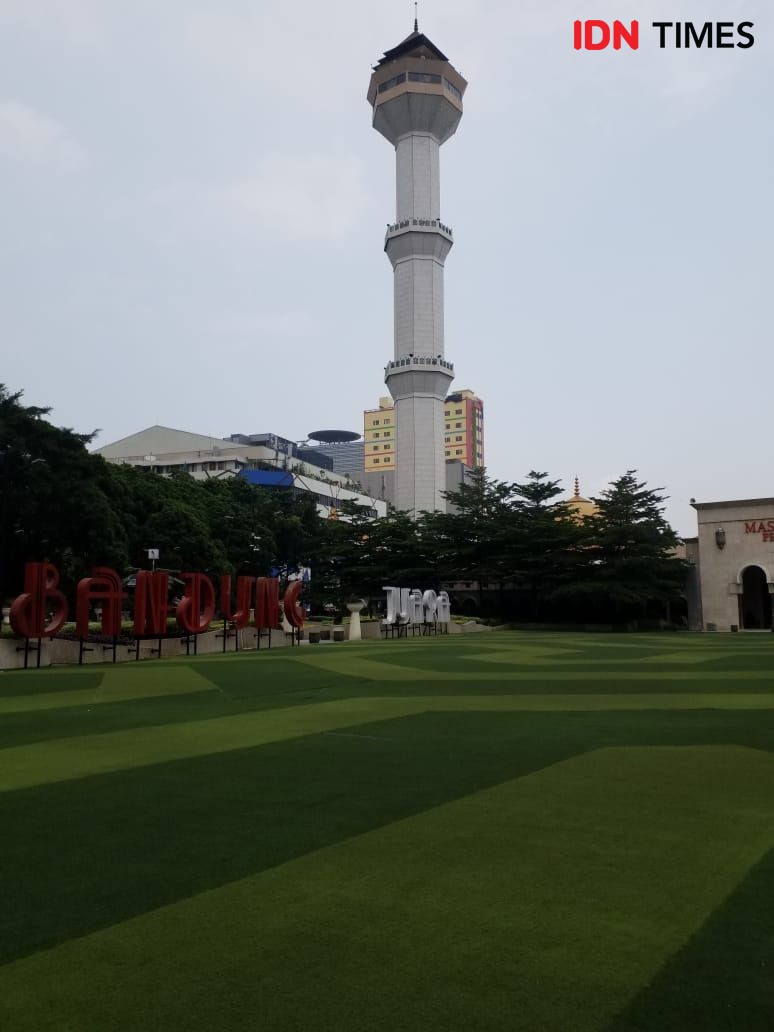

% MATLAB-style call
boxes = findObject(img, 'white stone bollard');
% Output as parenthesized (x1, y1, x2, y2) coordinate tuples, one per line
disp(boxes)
(347, 600, 366, 641)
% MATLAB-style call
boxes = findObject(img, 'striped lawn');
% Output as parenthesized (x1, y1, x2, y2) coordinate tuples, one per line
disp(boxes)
(2, 631, 774, 1031)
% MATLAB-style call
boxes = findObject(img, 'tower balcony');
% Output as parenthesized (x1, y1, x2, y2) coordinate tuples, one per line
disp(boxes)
(385, 355, 454, 374)
(385, 218, 453, 242)
(384, 355, 455, 401)
(384, 220, 453, 264)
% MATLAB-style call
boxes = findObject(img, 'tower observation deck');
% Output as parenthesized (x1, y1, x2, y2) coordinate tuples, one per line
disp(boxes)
(367, 25, 467, 515)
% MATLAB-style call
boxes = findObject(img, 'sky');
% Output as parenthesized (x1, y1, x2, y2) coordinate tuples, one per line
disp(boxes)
(1, 0, 771, 534)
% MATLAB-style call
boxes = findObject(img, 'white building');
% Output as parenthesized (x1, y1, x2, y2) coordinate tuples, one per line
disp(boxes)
(686, 497, 774, 631)
(95, 426, 387, 519)
(368, 23, 467, 515)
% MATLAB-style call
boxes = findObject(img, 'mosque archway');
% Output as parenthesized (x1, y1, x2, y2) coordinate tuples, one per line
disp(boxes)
(739, 565, 772, 630)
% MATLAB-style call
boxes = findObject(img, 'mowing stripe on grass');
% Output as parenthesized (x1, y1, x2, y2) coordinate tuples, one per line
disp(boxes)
(0, 666, 218, 714)
(291, 651, 774, 683)
(0, 697, 422, 792)
(4, 692, 774, 794)
(464, 650, 731, 667)
(0, 671, 105, 698)
(608, 843, 774, 1031)
(3, 746, 773, 1032)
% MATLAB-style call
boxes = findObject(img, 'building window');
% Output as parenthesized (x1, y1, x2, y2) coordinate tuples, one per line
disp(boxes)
(378, 72, 406, 93)
(373, 432, 380, 438)
(444, 78, 462, 100)
(373, 420, 380, 426)
(456, 422, 461, 428)
(456, 408, 462, 414)
(456, 435, 462, 441)
(455, 449, 463, 455)
(374, 458, 380, 464)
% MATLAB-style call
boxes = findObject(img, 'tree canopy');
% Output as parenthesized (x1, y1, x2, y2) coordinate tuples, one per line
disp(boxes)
(1, 386, 687, 625)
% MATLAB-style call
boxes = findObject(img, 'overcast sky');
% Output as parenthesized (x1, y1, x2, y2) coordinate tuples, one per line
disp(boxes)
(1, 0, 771, 533)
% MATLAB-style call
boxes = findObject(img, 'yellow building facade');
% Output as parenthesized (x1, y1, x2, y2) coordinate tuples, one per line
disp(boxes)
(363, 396, 397, 472)
(364, 389, 484, 473)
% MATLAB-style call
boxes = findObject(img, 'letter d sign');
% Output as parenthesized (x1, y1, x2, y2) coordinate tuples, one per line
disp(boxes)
(574, 20, 611, 49)
(574, 19, 639, 50)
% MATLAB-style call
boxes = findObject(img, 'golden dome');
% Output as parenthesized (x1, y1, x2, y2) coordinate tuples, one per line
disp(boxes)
(567, 477, 598, 520)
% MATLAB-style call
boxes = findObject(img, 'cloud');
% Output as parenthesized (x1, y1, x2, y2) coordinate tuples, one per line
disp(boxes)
(179, 8, 358, 111)
(0, 100, 88, 171)
(208, 311, 319, 339)
(0, 0, 105, 48)
(152, 152, 370, 244)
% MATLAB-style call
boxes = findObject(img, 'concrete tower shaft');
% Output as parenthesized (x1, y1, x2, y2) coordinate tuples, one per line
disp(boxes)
(368, 29, 467, 516)
(396, 134, 440, 220)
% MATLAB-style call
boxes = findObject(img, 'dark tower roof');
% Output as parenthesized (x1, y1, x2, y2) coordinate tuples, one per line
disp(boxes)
(376, 31, 449, 67)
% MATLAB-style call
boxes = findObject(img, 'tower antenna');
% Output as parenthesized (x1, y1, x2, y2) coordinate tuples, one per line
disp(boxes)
(414, 1, 419, 32)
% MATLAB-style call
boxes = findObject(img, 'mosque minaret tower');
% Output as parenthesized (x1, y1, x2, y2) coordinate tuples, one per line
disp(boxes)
(367, 20, 467, 514)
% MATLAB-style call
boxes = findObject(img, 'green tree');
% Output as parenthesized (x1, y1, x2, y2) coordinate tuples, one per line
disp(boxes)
(0, 385, 128, 602)
(507, 471, 585, 619)
(311, 502, 426, 618)
(564, 470, 686, 620)
(439, 468, 516, 608)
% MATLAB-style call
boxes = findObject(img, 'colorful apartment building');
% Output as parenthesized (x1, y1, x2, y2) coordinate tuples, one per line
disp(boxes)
(363, 397, 397, 473)
(445, 390, 484, 468)
(364, 389, 484, 474)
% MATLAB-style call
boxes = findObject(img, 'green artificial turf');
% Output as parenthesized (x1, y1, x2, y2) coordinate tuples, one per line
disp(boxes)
(2, 631, 774, 1030)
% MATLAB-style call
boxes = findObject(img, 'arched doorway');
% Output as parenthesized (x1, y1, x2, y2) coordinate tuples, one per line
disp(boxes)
(739, 566, 772, 630)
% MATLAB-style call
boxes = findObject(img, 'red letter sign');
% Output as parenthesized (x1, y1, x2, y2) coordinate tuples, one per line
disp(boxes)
(75, 567, 126, 638)
(134, 571, 170, 636)
(220, 575, 255, 630)
(585, 20, 611, 49)
(9, 562, 68, 638)
(255, 577, 280, 630)
(613, 20, 639, 49)
(283, 580, 305, 630)
(177, 573, 216, 634)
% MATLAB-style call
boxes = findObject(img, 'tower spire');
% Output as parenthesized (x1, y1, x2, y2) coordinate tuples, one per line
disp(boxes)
(414, 1, 419, 32)
(574, 476, 580, 499)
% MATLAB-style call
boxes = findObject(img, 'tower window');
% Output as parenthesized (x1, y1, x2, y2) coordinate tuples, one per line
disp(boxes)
(378, 72, 406, 94)
(444, 78, 462, 100)
(408, 72, 441, 84)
